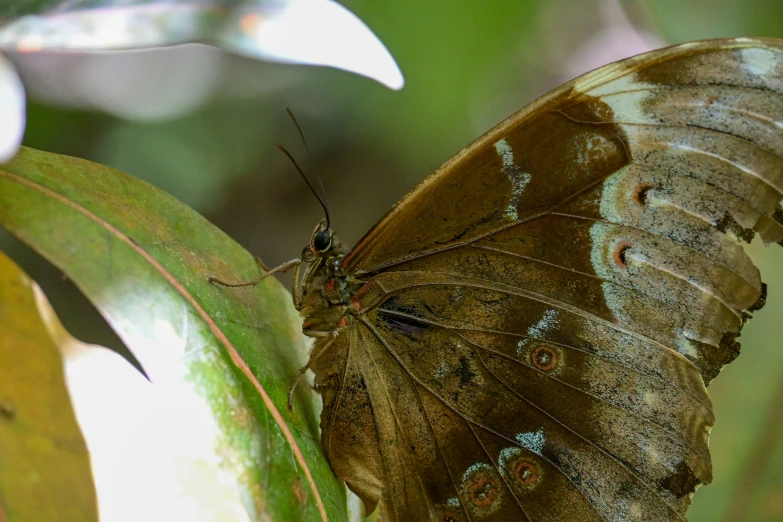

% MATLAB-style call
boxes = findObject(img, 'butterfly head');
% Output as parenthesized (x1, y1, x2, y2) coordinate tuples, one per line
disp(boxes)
(303, 218, 335, 261)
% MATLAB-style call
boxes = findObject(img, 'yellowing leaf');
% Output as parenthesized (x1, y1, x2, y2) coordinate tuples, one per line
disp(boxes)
(0, 251, 98, 522)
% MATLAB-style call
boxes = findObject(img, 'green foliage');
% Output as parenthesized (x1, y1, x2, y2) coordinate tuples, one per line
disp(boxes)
(0, 147, 346, 521)
(0, 252, 98, 522)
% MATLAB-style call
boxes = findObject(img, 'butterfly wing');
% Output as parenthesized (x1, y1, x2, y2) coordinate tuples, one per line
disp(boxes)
(314, 38, 783, 521)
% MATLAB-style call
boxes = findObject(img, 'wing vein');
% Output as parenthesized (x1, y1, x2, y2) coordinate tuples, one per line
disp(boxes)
(411, 384, 476, 522)
(359, 322, 439, 517)
(375, 307, 711, 410)
(455, 330, 713, 466)
(563, 86, 783, 129)
(548, 210, 758, 292)
(471, 242, 743, 322)
(324, 333, 353, 469)
(360, 317, 614, 522)
(368, 272, 712, 388)
(472, 349, 685, 521)
(465, 421, 533, 521)
(355, 172, 613, 275)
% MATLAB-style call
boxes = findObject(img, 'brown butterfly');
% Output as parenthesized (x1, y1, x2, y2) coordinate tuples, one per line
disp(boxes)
(213, 38, 783, 521)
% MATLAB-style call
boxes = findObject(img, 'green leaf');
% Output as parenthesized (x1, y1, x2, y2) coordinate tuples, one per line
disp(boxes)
(0, 146, 346, 522)
(0, 251, 98, 522)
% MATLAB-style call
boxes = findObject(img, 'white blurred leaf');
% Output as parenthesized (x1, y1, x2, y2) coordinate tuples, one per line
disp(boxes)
(0, 53, 24, 162)
(0, 0, 404, 90)
(15, 45, 226, 122)
(233, 0, 404, 90)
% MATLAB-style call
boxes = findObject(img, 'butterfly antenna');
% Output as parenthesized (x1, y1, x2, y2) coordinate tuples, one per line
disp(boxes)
(285, 107, 331, 229)
(275, 144, 331, 228)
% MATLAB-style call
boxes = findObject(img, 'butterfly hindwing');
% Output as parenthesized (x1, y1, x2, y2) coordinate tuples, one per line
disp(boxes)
(353, 272, 711, 519)
(310, 38, 783, 521)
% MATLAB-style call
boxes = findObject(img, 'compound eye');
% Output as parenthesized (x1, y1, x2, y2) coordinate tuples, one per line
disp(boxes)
(312, 230, 332, 252)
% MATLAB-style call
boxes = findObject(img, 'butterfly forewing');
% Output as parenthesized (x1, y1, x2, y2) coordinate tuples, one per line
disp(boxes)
(308, 38, 783, 521)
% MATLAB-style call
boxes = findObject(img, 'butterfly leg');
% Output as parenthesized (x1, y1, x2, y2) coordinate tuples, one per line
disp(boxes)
(253, 256, 272, 272)
(292, 260, 306, 311)
(288, 330, 339, 410)
(208, 258, 300, 288)
(287, 361, 312, 411)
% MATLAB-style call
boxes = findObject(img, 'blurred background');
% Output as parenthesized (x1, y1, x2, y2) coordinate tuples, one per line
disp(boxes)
(1, 0, 782, 520)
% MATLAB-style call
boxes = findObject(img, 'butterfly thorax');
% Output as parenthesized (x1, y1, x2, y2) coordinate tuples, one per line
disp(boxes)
(298, 232, 363, 337)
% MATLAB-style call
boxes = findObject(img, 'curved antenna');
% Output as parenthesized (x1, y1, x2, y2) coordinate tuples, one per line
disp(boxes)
(275, 144, 330, 228)
(285, 108, 331, 228)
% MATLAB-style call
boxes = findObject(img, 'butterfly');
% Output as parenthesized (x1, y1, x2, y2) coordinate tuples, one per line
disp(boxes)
(213, 37, 783, 521)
